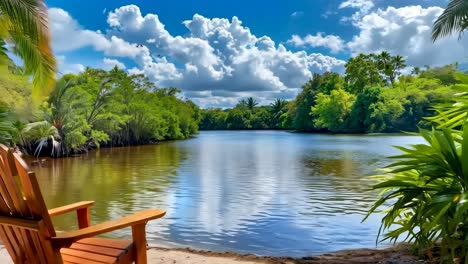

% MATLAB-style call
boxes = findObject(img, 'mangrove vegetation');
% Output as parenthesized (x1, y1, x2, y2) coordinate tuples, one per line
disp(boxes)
(200, 53, 460, 133)
(1, 66, 201, 157)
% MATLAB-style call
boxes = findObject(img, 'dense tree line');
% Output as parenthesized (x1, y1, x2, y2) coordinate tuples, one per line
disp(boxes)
(367, 1, 468, 261)
(200, 52, 458, 133)
(0, 67, 200, 157)
(200, 98, 288, 130)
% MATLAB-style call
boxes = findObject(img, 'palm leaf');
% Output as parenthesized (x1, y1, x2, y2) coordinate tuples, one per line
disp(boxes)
(432, 0, 468, 41)
(0, 0, 56, 98)
(9, 29, 55, 98)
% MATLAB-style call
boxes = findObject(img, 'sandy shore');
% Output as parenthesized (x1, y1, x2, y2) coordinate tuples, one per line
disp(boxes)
(0, 244, 430, 264)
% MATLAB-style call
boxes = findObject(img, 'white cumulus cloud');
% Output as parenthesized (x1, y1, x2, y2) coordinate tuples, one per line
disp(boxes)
(339, 0, 374, 13)
(339, 0, 375, 23)
(347, 5, 468, 67)
(56, 55, 85, 75)
(102, 5, 345, 106)
(287, 33, 345, 53)
(48, 5, 346, 107)
(102, 58, 126, 70)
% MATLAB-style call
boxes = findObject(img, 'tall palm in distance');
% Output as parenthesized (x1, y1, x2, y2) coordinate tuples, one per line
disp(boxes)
(270, 99, 287, 119)
(390, 55, 406, 83)
(270, 98, 287, 128)
(376, 51, 392, 74)
(432, 0, 468, 41)
(375, 51, 406, 84)
(0, 0, 56, 98)
(246, 97, 258, 111)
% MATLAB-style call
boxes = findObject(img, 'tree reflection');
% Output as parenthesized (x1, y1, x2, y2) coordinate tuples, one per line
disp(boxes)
(31, 143, 185, 230)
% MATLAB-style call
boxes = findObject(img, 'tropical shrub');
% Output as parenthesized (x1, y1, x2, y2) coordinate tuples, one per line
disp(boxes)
(311, 88, 356, 132)
(0, 107, 15, 144)
(366, 126, 468, 262)
(366, 73, 468, 262)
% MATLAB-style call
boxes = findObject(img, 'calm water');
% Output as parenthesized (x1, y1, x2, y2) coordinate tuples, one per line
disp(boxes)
(31, 131, 424, 257)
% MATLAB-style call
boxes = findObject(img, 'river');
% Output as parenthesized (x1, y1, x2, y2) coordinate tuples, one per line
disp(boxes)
(30, 130, 424, 257)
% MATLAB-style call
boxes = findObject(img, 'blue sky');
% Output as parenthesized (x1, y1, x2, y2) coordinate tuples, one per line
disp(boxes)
(45, 0, 464, 107)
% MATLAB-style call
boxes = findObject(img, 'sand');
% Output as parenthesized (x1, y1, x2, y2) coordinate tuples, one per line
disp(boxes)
(0, 244, 428, 264)
(0, 246, 288, 264)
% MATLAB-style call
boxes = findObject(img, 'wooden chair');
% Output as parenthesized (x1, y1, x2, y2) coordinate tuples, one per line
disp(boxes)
(0, 144, 166, 263)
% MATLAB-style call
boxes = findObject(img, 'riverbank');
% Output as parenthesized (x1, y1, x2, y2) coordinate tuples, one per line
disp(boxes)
(0, 244, 429, 263)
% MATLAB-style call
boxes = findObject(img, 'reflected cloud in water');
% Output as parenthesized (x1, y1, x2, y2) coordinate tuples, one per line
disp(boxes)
(31, 131, 424, 257)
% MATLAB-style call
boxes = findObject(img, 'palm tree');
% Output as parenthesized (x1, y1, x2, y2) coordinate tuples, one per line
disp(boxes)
(236, 99, 248, 109)
(246, 97, 258, 111)
(0, 0, 56, 97)
(390, 55, 406, 84)
(432, 0, 468, 41)
(376, 51, 393, 85)
(22, 80, 86, 156)
(270, 98, 287, 128)
(22, 120, 60, 156)
(270, 98, 287, 119)
(411, 66, 421, 75)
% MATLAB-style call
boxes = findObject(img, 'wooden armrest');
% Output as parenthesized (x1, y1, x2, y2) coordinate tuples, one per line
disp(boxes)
(51, 209, 166, 246)
(48, 201, 95, 216)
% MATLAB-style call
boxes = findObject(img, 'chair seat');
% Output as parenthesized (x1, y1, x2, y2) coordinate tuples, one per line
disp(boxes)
(60, 238, 134, 264)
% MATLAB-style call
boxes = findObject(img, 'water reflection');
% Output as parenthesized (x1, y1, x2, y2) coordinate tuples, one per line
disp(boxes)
(31, 131, 424, 257)
(32, 144, 185, 233)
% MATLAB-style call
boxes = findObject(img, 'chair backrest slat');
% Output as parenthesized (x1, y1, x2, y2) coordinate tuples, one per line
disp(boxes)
(13, 153, 56, 236)
(0, 226, 23, 263)
(0, 146, 30, 216)
(0, 145, 60, 263)
(30, 231, 48, 263)
(19, 229, 36, 262)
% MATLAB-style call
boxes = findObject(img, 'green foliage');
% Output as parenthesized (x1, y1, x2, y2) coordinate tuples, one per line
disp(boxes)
(366, 126, 468, 262)
(312, 88, 356, 132)
(419, 64, 460, 85)
(291, 73, 340, 131)
(21, 120, 60, 156)
(199, 59, 460, 134)
(199, 99, 292, 130)
(14, 67, 200, 157)
(0, 64, 34, 118)
(432, 0, 468, 41)
(344, 86, 404, 133)
(250, 107, 270, 129)
(345, 52, 407, 92)
(0, 107, 15, 144)
(345, 53, 384, 92)
(246, 97, 258, 111)
(199, 109, 228, 130)
(0, 0, 56, 98)
(270, 99, 288, 129)
(366, 64, 468, 262)
(428, 72, 468, 131)
(368, 4, 468, 255)
(225, 108, 252, 129)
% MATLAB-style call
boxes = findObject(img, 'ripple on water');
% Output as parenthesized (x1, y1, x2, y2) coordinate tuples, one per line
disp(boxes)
(32, 131, 424, 257)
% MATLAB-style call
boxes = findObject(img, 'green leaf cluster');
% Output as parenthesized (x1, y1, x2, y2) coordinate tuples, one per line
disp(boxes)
(10, 67, 200, 157)
(200, 97, 289, 130)
(200, 53, 458, 134)
(366, 68, 468, 262)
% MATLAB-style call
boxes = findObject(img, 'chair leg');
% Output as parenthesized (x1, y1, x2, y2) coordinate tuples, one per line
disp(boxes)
(132, 223, 147, 264)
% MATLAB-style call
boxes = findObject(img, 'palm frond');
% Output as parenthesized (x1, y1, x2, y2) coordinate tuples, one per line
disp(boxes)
(432, 0, 468, 41)
(9, 29, 55, 99)
(0, 0, 48, 43)
(0, 0, 56, 98)
(21, 120, 60, 156)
